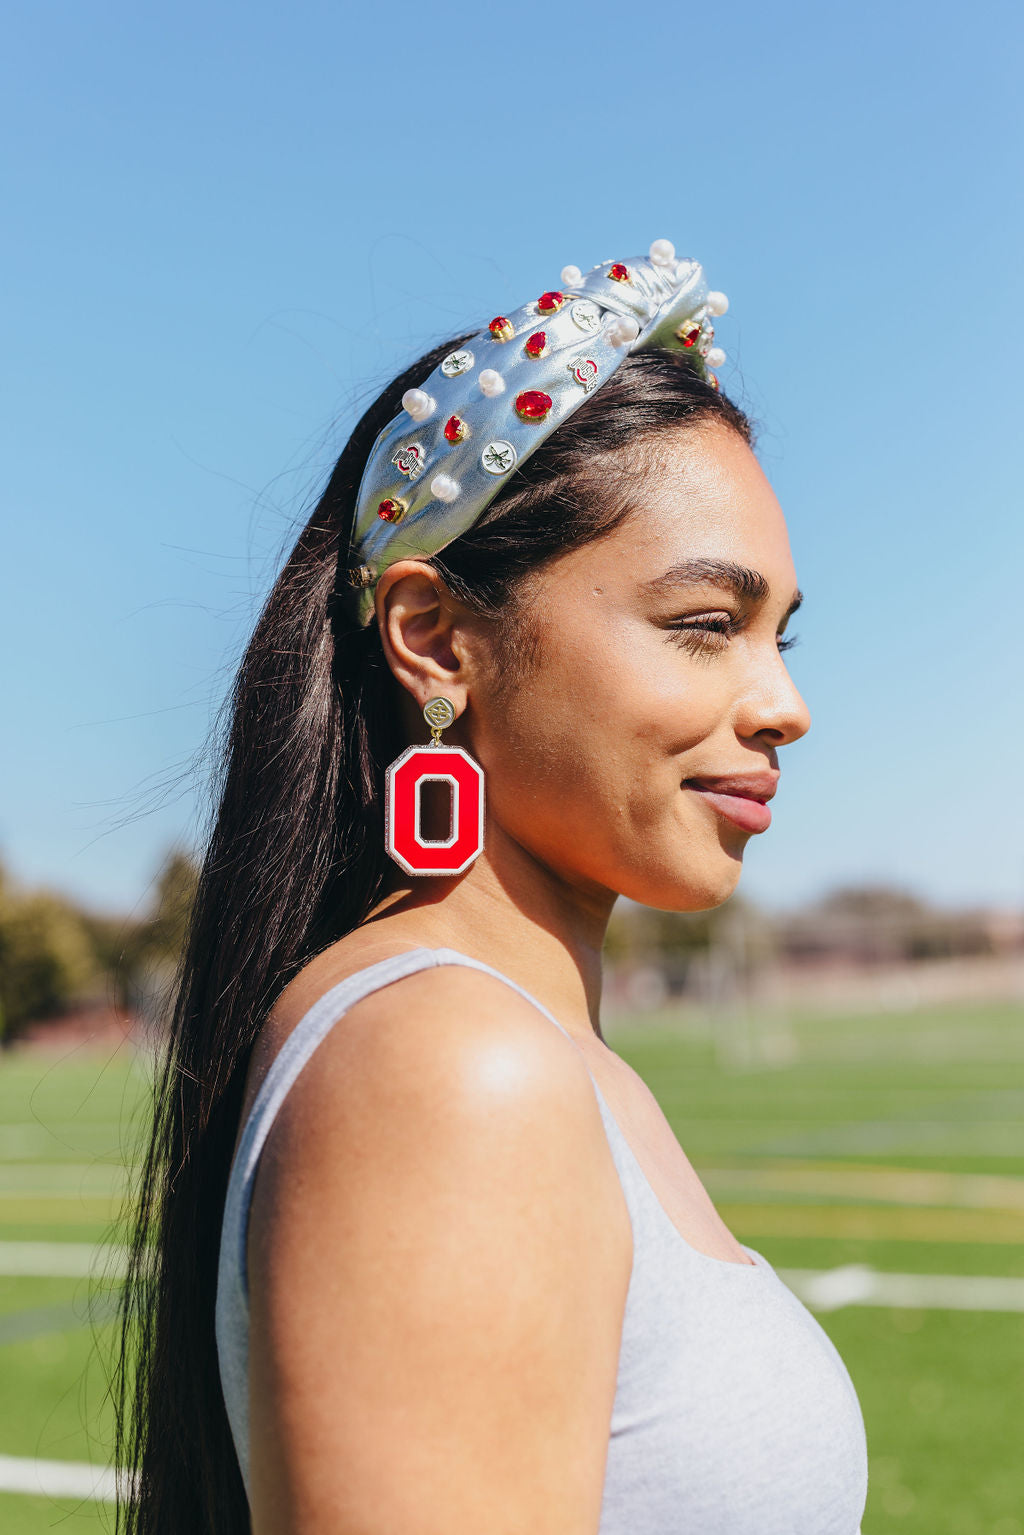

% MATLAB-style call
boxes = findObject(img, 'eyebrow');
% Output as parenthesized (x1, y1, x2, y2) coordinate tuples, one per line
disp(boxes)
(641, 558, 803, 618)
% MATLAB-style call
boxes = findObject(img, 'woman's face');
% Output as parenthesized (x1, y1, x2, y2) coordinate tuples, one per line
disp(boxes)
(470, 420, 811, 913)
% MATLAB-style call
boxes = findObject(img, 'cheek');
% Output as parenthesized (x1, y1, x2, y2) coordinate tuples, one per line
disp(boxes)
(471, 629, 749, 908)
(551, 623, 727, 765)
(479, 627, 722, 826)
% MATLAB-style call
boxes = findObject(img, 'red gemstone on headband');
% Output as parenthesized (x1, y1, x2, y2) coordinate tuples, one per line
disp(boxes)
(515, 390, 553, 421)
(444, 414, 467, 443)
(707, 371, 721, 392)
(377, 497, 405, 523)
(489, 316, 514, 341)
(537, 291, 564, 313)
(675, 319, 701, 347)
(524, 331, 547, 357)
(609, 262, 630, 282)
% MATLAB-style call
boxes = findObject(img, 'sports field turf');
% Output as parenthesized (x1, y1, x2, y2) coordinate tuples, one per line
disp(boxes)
(0, 997, 1021, 1534)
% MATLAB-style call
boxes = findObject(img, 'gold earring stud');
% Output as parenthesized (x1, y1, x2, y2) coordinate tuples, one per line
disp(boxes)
(423, 696, 456, 745)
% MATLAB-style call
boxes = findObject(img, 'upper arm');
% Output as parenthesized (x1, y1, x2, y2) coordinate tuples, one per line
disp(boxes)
(246, 967, 632, 1535)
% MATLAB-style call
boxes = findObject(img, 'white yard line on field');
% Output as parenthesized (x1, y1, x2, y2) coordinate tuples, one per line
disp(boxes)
(0, 1241, 127, 1278)
(776, 1263, 1024, 1313)
(7, 1160, 1024, 1206)
(0, 1452, 124, 1501)
(0, 1164, 130, 1194)
(0, 1239, 1022, 1312)
(701, 1164, 1024, 1210)
(0, 1126, 127, 1160)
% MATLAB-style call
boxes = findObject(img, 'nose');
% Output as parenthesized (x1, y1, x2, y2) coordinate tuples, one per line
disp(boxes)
(735, 650, 811, 748)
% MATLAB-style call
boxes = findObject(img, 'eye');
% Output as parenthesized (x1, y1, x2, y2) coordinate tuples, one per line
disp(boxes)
(665, 614, 735, 657)
(777, 632, 799, 652)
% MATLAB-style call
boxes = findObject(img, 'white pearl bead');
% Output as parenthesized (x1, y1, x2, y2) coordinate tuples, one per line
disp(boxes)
(430, 474, 460, 503)
(560, 264, 583, 287)
(706, 346, 726, 367)
(607, 314, 641, 347)
(478, 368, 505, 397)
(649, 238, 676, 266)
(402, 388, 436, 422)
(706, 291, 729, 316)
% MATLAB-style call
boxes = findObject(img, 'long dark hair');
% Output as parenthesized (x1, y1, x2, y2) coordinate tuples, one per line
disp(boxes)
(113, 328, 751, 1534)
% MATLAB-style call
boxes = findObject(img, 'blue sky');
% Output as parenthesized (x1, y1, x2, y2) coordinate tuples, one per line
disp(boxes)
(2, 0, 1021, 919)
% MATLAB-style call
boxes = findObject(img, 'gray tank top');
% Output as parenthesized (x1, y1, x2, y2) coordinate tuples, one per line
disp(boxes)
(216, 947, 868, 1533)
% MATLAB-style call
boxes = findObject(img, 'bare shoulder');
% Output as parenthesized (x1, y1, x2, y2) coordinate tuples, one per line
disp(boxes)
(250, 961, 623, 1251)
(246, 961, 632, 1534)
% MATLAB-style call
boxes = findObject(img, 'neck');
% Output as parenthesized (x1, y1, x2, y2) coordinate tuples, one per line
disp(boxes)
(364, 825, 615, 1041)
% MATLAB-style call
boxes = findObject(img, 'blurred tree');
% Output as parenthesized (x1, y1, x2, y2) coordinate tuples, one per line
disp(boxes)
(144, 849, 200, 960)
(0, 874, 103, 1046)
(817, 884, 929, 920)
(771, 882, 996, 964)
(121, 847, 200, 1032)
(79, 907, 143, 1005)
(606, 893, 772, 994)
(0, 846, 201, 1046)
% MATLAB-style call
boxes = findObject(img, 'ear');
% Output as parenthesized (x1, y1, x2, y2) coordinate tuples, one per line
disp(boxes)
(374, 560, 471, 713)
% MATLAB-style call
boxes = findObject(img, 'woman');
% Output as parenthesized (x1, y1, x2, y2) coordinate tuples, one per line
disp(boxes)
(115, 241, 869, 1534)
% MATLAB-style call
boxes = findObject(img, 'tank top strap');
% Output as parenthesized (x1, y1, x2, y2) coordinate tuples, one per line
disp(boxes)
(429, 946, 578, 1040)
(430, 954, 764, 1273)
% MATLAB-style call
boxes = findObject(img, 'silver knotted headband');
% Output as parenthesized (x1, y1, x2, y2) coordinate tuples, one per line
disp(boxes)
(346, 237, 729, 625)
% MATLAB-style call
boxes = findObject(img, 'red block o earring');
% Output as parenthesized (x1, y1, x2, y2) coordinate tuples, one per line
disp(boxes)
(384, 697, 485, 876)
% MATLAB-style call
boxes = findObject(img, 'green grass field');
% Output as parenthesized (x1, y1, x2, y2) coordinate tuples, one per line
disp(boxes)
(0, 999, 1022, 1534)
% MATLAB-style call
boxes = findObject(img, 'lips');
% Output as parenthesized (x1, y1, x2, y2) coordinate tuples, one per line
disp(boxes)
(684, 772, 779, 834)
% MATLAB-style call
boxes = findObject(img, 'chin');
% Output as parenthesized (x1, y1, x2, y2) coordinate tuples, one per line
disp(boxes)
(621, 855, 744, 915)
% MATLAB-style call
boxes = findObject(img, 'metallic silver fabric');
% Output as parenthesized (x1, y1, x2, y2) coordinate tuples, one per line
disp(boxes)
(349, 249, 720, 624)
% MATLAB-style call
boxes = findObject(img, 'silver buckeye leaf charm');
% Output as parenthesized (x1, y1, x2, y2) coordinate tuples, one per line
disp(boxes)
(570, 300, 601, 333)
(481, 440, 517, 475)
(440, 349, 475, 377)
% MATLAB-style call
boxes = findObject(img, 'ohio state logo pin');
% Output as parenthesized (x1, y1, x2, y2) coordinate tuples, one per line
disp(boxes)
(568, 358, 599, 392)
(392, 443, 426, 479)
